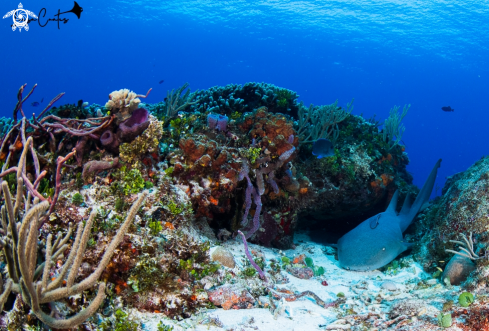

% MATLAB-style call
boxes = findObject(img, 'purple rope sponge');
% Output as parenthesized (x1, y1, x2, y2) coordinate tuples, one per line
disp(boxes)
(238, 230, 267, 281)
(279, 146, 296, 162)
(244, 187, 262, 239)
(119, 108, 150, 142)
(267, 170, 279, 194)
(239, 162, 253, 225)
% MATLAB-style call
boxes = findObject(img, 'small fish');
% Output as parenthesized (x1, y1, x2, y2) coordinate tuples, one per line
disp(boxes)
(164, 97, 168, 102)
(312, 138, 335, 159)
(441, 106, 454, 112)
(41, 98, 44, 103)
(31, 102, 40, 107)
(159, 80, 164, 84)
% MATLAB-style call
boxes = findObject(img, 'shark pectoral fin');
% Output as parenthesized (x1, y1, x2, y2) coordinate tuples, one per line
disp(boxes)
(400, 241, 414, 252)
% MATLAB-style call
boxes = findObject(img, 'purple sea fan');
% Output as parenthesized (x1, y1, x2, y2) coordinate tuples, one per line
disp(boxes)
(119, 108, 150, 142)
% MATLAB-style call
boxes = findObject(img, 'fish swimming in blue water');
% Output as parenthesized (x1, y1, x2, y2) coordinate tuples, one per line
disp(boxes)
(442, 106, 454, 112)
(312, 138, 335, 159)
(159, 80, 164, 84)
(31, 102, 40, 107)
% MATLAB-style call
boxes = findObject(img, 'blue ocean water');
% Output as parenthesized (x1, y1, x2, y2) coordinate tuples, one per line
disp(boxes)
(1, 0, 488, 193)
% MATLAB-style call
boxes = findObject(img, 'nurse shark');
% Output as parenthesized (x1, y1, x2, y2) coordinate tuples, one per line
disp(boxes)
(336, 159, 441, 271)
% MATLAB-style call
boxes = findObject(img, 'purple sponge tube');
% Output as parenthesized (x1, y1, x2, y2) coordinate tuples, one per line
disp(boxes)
(238, 230, 267, 281)
(119, 108, 150, 142)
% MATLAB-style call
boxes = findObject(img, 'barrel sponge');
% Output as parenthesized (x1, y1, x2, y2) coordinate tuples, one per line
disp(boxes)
(211, 246, 236, 268)
(119, 108, 150, 142)
(105, 88, 141, 122)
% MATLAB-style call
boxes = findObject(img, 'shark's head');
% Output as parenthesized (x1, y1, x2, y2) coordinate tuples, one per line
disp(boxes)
(337, 212, 404, 271)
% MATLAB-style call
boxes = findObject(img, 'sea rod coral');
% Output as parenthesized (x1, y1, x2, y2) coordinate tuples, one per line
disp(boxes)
(0, 138, 148, 329)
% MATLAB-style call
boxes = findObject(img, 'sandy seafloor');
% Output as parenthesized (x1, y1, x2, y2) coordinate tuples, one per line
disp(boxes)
(115, 231, 478, 331)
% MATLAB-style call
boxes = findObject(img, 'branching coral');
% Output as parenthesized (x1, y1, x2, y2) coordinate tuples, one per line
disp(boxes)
(296, 99, 353, 144)
(164, 82, 197, 118)
(186, 82, 300, 117)
(382, 104, 410, 150)
(0, 138, 148, 328)
(0, 84, 114, 190)
(446, 232, 481, 261)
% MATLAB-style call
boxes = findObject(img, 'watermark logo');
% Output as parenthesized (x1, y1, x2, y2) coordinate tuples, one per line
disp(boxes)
(3, 3, 38, 32)
(3, 2, 83, 31)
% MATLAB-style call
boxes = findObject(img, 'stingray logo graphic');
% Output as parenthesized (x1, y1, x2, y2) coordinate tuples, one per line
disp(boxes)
(3, 3, 38, 31)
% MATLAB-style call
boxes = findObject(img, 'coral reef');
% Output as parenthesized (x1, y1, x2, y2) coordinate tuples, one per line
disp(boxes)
(0, 136, 147, 328)
(0, 81, 435, 330)
(414, 156, 489, 290)
(186, 82, 300, 117)
(297, 113, 415, 235)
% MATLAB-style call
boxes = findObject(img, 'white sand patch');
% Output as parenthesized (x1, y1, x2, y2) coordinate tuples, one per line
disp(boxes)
(137, 231, 469, 330)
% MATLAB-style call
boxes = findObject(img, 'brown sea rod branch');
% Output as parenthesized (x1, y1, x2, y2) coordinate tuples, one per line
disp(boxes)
(20, 130, 41, 179)
(1, 134, 150, 328)
(12, 83, 37, 122)
(39, 114, 111, 126)
(13, 83, 27, 122)
(136, 87, 152, 99)
(45, 148, 76, 220)
(33, 170, 47, 189)
(43, 123, 104, 138)
(0, 167, 18, 178)
(446, 232, 481, 260)
(39, 191, 148, 303)
(0, 122, 21, 159)
(36, 92, 65, 120)
(21, 173, 46, 202)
